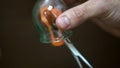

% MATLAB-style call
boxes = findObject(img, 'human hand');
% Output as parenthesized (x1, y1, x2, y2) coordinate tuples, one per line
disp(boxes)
(56, 0, 120, 37)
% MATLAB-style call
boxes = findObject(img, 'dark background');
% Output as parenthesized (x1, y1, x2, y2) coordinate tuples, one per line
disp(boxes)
(0, 0, 120, 68)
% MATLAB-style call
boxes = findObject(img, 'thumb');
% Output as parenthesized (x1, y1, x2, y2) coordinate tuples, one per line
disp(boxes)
(56, 0, 108, 29)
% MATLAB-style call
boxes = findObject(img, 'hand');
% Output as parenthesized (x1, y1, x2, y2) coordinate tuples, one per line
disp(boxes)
(56, 0, 120, 37)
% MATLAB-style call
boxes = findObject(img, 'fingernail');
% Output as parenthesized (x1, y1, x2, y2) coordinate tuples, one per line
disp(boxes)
(56, 15, 70, 29)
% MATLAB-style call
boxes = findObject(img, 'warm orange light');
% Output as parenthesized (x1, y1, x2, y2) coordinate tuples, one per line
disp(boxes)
(40, 6, 64, 46)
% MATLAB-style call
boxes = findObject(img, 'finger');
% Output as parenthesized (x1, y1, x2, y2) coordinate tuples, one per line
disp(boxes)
(56, 0, 108, 30)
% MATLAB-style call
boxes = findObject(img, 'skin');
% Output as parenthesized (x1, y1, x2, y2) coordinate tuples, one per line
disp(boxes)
(56, 0, 120, 37)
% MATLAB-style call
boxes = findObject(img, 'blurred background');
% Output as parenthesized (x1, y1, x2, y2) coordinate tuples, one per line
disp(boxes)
(0, 0, 120, 68)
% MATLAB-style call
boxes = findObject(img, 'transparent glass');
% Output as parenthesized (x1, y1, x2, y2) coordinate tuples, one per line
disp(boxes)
(32, 0, 72, 46)
(32, 1, 93, 68)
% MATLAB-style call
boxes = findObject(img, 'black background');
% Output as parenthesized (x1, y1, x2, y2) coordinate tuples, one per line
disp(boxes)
(0, 0, 120, 68)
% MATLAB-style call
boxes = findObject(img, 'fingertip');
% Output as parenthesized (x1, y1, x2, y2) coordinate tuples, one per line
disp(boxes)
(56, 15, 71, 30)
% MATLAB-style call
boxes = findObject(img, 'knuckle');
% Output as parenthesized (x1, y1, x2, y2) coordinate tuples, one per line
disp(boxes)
(72, 6, 86, 19)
